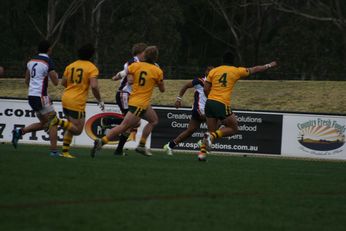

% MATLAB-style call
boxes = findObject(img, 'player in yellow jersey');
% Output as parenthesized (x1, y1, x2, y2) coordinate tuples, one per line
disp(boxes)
(198, 51, 277, 161)
(49, 43, 104, 158)
(91, 46, 165, 158)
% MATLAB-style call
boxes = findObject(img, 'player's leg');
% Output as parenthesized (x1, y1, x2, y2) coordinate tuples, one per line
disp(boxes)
(218, 113, 238, 137)
(49, 108, 84, 135)
(207, 105, 236, 143)
(45, 111, 59, 157)
(135, 105, 158, 156)
(164, 110, 204, 155)
(114, 92, 130, 156)
(91, 110, 140, 158)
(60, 113, 85, 158)
(198, 100, 223, 161)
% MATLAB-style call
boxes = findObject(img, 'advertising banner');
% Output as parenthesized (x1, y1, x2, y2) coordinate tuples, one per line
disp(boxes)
(281, 114, 346, 160)
(151, 107, 283, 154)
(0, 99, 147, 148)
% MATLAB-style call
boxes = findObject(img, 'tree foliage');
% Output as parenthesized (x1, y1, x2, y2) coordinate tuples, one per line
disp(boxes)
(0, 0, 345, 80)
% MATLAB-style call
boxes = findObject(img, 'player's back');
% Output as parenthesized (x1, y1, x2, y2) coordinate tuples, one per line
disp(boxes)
(27, 54, 55, 97)
(128, 62, 163, 108)
(207, 65, 249, 105)
(62, 60, 99, 111)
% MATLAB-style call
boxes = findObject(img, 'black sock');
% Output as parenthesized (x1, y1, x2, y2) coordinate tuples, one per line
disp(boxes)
(169, 141, 176, 149)
(116, 133, 129, 152)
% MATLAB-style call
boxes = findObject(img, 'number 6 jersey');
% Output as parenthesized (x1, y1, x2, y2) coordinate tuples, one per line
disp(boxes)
(27, 53, 55, 97)
(127, 62, 163, 109)
(62, 60, 99, 112)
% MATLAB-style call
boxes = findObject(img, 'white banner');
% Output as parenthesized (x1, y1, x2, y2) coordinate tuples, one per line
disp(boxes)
(281, 114, 346, 160)
(0, 99, 149, 148)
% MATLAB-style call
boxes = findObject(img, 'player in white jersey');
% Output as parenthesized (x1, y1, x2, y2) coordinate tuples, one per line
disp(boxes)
(110, 43, 147, 156)
(163, 66, 214, 155)
(11, 40, 59, 156)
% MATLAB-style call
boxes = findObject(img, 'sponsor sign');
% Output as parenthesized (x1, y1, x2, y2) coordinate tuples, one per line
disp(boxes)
(0, 99, 146, 148)
(281, 114, 346, 159)
(85, 112, 124, 144)
(151, 107, 283, 154)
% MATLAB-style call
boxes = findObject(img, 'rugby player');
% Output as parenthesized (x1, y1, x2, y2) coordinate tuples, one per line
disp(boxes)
(199, 51, 277, 161)
(163, 66, 214, 155)
(49, 43, 104, 158)
(11, 40, 59, 156)
(91, 46, 165, 158)
(111, 43, 147, 156)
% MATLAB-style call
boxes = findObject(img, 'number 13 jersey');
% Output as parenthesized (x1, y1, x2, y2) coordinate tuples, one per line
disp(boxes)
(62, 60, 99, 112)
(206, 65, 249, 106)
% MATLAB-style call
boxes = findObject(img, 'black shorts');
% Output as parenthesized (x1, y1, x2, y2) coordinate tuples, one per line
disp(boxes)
(128, 105, 146, 118)
(63, 108, 86, 120)
(191, 108, 205, 122)
(28, 95, 54, 115)
(115, 91, 129, 115)
(205, 99, 232, 120)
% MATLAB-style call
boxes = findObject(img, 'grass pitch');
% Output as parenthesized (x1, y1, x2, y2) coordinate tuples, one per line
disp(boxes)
(1, 143, 346, 231)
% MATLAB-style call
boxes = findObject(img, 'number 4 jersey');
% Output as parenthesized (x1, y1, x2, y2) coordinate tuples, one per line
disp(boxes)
(27, 53, 55, 97)
(206, 65, 249, 106)
(62, 60, 99, 112)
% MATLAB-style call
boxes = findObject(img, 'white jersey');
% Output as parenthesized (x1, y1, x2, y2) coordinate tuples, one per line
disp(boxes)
(192, 76, 207, 115)
(27, 53, 55, 97)
(117, 56, 140, 93)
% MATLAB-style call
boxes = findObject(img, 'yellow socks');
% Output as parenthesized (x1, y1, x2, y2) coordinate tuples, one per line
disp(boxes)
(58, 119, 73, 130)
(62, 132, 73, 154)
(211, 130, 223, 141)
(101, 136, 109, 145)
(139, 137, 147, 147)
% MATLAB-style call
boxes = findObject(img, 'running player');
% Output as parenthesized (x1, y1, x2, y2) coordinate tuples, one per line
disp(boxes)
(91, 46, 165, 158)
(111, 43, 147, 156)
(198, 51, 277, 161)
(11, 40, 59, 156)
(49, 43, 104, 158)
(163, 66, 213, 155)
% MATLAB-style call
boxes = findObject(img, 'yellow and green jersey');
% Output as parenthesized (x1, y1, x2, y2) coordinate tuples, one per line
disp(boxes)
(62, 60, 99, 112)
(128, 62, 163, 109)
(206, 65, 249, 106)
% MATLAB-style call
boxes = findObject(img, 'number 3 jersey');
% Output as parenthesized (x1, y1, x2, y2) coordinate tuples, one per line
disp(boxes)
(27, 53, 55, 97)
(127, 62, 163, 109)
(206, 65, 249, 106)
(62, 60, 99, 112)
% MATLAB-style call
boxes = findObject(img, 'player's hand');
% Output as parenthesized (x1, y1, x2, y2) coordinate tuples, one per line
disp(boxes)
(98, 101, 105, 112)
(175, 100, 181, 109)
(267, 61, 278, 69)
(112, 73, 120, 81)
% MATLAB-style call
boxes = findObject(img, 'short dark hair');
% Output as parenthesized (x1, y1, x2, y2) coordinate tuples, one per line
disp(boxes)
(132, 43, 148, 56)
(144, 46, 159, 64)
(222, 51, 234, 65)
(38, 40, 51, 53)
(78, 43, 95, 60)
(205, 66, 214, 76)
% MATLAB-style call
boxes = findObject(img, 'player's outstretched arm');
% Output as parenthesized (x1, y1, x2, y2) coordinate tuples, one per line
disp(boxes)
(111, 70, 126, 81)
(49, 70, 59, 86)
(247, 61, 277, 75)
(175, 81, 193, 108)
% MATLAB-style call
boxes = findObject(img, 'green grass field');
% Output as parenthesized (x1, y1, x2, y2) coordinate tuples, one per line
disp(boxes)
(1, 143, 346, 231)
(1, 78, 346, 114)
